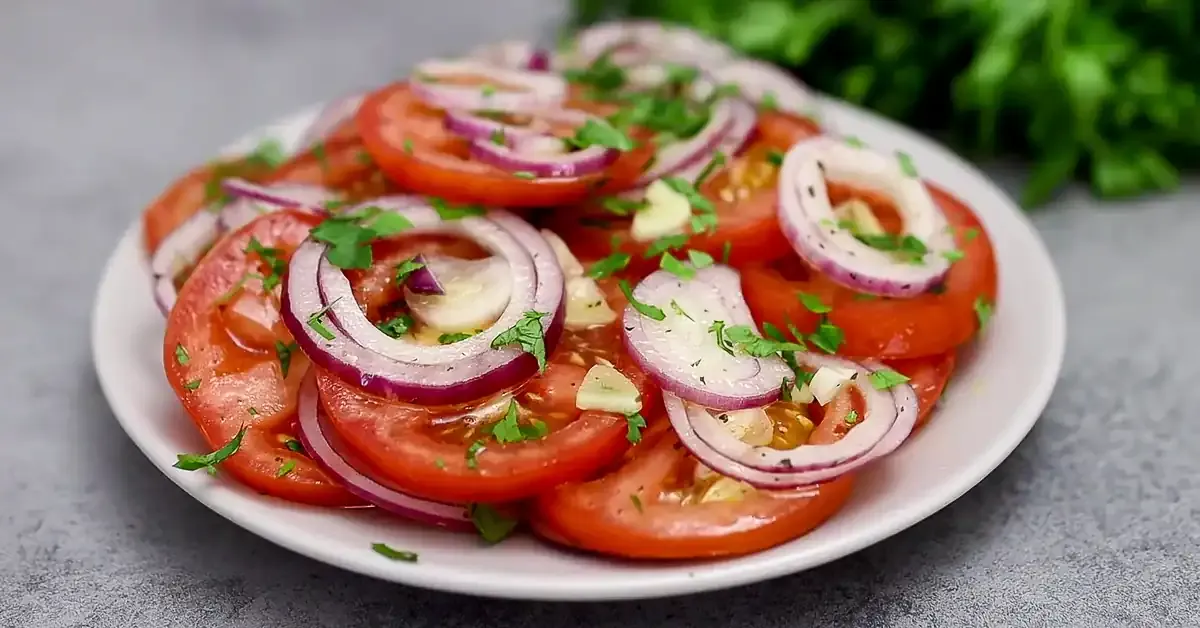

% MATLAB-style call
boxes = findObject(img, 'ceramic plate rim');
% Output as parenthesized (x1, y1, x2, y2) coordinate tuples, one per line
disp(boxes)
(91, 96, 1066, 601)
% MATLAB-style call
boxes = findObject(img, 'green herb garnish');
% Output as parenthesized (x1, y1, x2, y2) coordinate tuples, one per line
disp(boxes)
(184, 379, 201, 391)
(275, 460, 296, 478)
(174, 344, 190, 366)
(974, 296, 993, 329)
(868, 368, 911, 390)
(393, 258, 426, 286)
(659, 252, 695, 280)
(490, 310, 549, 371)
(687, 249, 714, 268)
(797, 292, 832, 314)
(174, 426, 246, 472)
(376, 314, 415, 339)
(625, 412, 647, 444)
(245, 237, 287, 291)
(468, 503, 518, 544)
(284, 438, 304, 453)
(587, 251, 632, 279)
(630, 493, 644, 513)
(567, 118, 634, 151)
(274, 340, 298, 378)
(619, 279, 665, 321)
(438, 332, 474, 345)
(371, 543, 418, 562)
(429, 197, 486, 220)
(643, 233, 690, 259)
(808, 320, 845, 354)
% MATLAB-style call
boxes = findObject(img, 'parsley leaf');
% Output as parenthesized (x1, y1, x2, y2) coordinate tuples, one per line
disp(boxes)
(564, 53, 626, 92)
(465, 440, 485, 469)
(974, 296, 993, 329)
(687, 249, 714, 268)
(174, 344, 190, 366)
(438, 332, 474, 344)
(567, 118, 634, 151)
(942, 249, 965, 262)
(630, 493, 644, 513)
(659, 252, 695, 280)
(490, 311, 549, 371)
(311, 208, 414, 269)
(868, 368, 911, 390)
(760, 91, 778, 111)
(174, 426, 246, 472)
(709, 320, 736, 356)
(306, 299, 341, 341)
(896, 151, 919, 177)
(274, 340, 298, 378)
(284, 438, 304, 453)
(245, 237, 287, 291)
(275, 460, 296, 478)
(489, 400, 526, 444)
(513, 171, 537, 180)
(963, 227, 980, 242)
(693, 151, 727, 186)
(587, 252, 631, 279)
(469, 503, 518, 544)
(371, 543, 418, 562)
(625, 412, 647, 444)
(845, 409, 860, 425)
(721, 240, 732, 264)
(184, 379, 201, 391)
(601, 196, 647, 216)
(766, 149, 785, 166)
(661, 176, 715, 213)
(245, 138, 288, 169)
(669, 299, 693, 320)
(429, 197, 486, 220)
(808, 320, 845, 354)
(376, 314, 414, 339)
(643, 233, 689, 259)
(393, 258, 426, 286)
(797, 292, 832, 314)
(619, 279, 665, 321)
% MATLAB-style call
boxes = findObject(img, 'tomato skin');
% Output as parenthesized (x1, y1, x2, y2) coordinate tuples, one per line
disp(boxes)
(163, 210, 359, 507)
(317, 352, 654, 504)
(267, 136, 397, 201)
(356, 83, 655, 208)
(530, 431, 853, 559)
(742, 184, 998, 359)
(887, 352, 956, 429)
(142, 159, 275, 254)
(550, 111, 821, 275)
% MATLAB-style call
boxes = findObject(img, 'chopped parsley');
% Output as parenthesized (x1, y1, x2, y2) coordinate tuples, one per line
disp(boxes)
(513, 171, 537, 180)
(760, 91, 778, 111)
(563, 53, 626, 93)
(896, 151, 919, 178)
(845, 409, 860, 425)
(393, 258, 426, 285)
(306, 299, 341, 341)
(284, 438, 304, 453)
(355, 150, 374, 166)
(709, 320, 735, 356)
(275, 460, 296, 478)
(489, 129, 506, 146)
(661, 176, 715, 213)
(963, 227, 980, 242)
(402, 138, 414, 154)
(174, 426, 246, 472)
(619, 279, 665, 321)
(630, 493, 644, 513)
(311, 142, 329, 171)
(245, 138, 288, 170)
(274, 340, 298, 378)
(974, 296, 993, 329)
(722, 324, 806, 358)
(311, 207, 414, 269)
(797, 292, 833, 314)
(566, 118, 634, 151)
(868, 368, 911, 390)
(659, 252, 695, 280)
(669, 299, 693, 321)
(429, 197, 486, 220)
(468, 503, 518, 544)
(248, 408, 259, 417)
(766, 150, 785, 167)
(183, 379, 201, 391)
(490, 310, 549, 371)
(438, 332, 474, 344)
(601, 196, 647, 216)
(376, 314, 414, 339)
(481, 84, 497, 97)
(807, 320, 845, 354)
(942, 249, 965, 262)
(643, 233, 690, 259)
(465, 440, 486, 469)
(625, 412, 647, 444)
(587, 252, 631, 279)
(245, 237, 287, 291)
(687, 249, 714, 268)
(721, 241, 732, 264)
(844, 136, 867, 148)
(856, 233, 930, 264)
(762, 322, 788, 343)
(434, 458, 446, 469)
(174, 344, 190, 366)
(487, 399, 548, 444)
(371, 543, 419, 562)
(692, 151, 727, 187)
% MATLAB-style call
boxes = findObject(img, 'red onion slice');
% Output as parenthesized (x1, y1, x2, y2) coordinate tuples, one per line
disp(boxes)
(623, 265, 791, 411)
(149, 209, 221, 315)
(777, 136, 956, 297)
(470, 138, 616, 179)
(282, 200, 565, 405)
(665, 360, 918, 487)
(706, 59, 820, 118)
(670, 97, 758, 183)
(412, 59, 566, 111)
(296, 374, 473, 530)
(466, 40, 552, 71)
(296, 92, 365, 150)
(402, 254, 445, 295)
(403, 256, 514, 332)
(218, 179, 340, 231)
(443, 109, 544, 144)
(570, 21, 734, 67)
(635, 96, 736, 185)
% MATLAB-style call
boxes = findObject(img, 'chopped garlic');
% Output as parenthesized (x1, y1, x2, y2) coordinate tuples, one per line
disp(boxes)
(631, 179, 690, 242)
(834, 199, 885, 236)
(564, 276, 617, 328)
(540, 229, 585, 278)
(809, 365, 857, 406)
(715, 408, 774, 447)
(575, 365, 642, 414)
(700, 477, 754, 503)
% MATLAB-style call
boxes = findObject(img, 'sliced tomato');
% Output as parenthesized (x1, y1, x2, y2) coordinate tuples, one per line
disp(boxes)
(317, 268, 659, 504)
(530, 401, 853, 559)
(267, 136, 397, 201)
(356, 83, 655, 208)
(742, 184, 998, 359)
(142, 158, 275, 254)
(548, 111, 821, 276)
(886, 352, 956, 429)
(163, 210, 359, 507)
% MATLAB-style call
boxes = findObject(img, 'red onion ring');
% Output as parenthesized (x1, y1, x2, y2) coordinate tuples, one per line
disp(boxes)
(218, 179, 339, 231)
(707, 59, 820, 118)
(403, 254, 445, 295)
(296, 92, 365, 150)
(570, 21, 734, 67)
(282, 199, 565, 406)
(665, 359, 918, 487)
(296, 374, 474, 530)
(777, 136, 956, 297)
(670, 97, 758, 183)
(466, 40, 552, 71)
(635, 96, 737, 185)
(149, 210, 221, 315)
(623, 265, 791, 411)
(470, 137, 616, 178)
(411, 59, 566, 111)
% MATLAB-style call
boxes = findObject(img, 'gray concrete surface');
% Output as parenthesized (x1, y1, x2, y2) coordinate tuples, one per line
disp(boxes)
(1, 1, 1198, 626)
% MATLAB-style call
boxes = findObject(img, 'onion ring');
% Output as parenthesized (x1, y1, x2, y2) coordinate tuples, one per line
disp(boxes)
(412, 59, 566, 111)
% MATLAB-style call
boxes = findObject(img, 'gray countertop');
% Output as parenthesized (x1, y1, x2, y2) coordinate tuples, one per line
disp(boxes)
(2, 1, 1198, 626)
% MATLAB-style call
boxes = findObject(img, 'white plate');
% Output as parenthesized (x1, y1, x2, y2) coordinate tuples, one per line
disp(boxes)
(91, 97, 1065, 601)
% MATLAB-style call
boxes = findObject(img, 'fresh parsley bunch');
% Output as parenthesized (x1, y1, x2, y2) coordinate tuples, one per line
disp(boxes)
(571, 0, 1200, 206)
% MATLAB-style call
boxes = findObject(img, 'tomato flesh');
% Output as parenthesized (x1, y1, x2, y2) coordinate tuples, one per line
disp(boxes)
(356, 83, 655, 208)
(549, 111, 820, 275)
(887, 352, 957, 429)
(742, 183, 998, 359)
(162, 210, 359, 507)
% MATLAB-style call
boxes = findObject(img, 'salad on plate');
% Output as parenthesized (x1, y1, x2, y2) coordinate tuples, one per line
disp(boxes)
(144, 21, 997, 561)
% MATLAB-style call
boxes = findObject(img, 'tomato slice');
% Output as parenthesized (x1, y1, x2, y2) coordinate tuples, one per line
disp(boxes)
(163, 210, 359, 507)
(887, 351, 956, 429)
(142, 158, 275, 254)
(267, 136, 397, 201)
(548, 111, 821, 275)
(530, 404, 853, 559)
(742, 183, 998, 359)
(356, 83, 655, 208)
